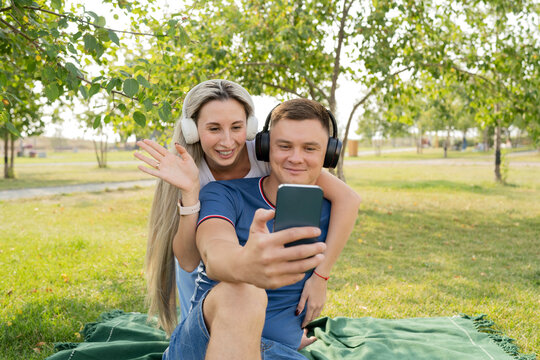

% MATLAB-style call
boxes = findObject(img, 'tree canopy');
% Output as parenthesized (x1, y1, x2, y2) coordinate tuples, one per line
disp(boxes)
(1, 0, 538, 181)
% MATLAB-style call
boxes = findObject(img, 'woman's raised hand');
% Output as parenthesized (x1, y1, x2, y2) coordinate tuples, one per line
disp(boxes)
(135, 139, 200, 194)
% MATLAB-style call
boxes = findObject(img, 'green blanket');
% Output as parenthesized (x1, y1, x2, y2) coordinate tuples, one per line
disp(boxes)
(47, 311, 535, 360)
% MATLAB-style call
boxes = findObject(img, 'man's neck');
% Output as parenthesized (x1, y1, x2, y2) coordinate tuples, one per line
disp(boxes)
(261, 174, 280, 205)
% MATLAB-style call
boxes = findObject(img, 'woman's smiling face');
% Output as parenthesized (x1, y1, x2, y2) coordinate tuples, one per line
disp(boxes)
(197, 99, 248, 171)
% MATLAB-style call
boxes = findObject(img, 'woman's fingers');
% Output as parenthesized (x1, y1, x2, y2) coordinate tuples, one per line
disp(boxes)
(137, 139, 171, 160)
(142, 139, 168, 156)
(134, 151, 160, 169)
(137, 164, 159, 178)
(175, 143, 193, 161)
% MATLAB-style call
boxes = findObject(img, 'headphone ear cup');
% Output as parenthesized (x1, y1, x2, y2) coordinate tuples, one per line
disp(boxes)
(181, 117, 199, 144)
(246, 115, 258, 141)
(255, 131, 270, 162)
(324, 138, 342, 168)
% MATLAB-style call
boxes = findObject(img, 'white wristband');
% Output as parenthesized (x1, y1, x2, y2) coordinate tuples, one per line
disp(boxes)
(177, 200, 200, 215)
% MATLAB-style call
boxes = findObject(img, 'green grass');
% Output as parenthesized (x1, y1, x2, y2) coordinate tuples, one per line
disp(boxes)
(0, 189, 151, 359)
(0, 162, 538, 359)
(346, 147, 539, 162)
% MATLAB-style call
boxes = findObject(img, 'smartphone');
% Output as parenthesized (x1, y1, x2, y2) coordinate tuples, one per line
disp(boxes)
(273, 184, 323, 247)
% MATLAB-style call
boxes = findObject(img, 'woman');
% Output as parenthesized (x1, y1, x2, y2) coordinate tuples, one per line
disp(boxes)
(135, 80, 360, 338)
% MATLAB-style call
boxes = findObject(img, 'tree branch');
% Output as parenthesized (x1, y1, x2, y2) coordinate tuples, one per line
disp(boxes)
(329, 0, 353, 113)
(242, 62, 328, 101)
(24, 6, 165, 37)
(305, 76, 328, 101)
(260, 81, 303, 98)
(243, 62, 287, 68)
(0, 17, 43, 52)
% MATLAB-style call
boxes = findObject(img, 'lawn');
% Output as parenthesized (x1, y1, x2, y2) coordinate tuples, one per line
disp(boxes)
(0, 161, 538, 359)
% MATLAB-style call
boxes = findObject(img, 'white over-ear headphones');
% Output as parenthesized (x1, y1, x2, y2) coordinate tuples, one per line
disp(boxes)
(180, 80, 258, 144)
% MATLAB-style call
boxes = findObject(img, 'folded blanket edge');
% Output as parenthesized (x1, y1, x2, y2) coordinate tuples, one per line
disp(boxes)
(460, 314, 536, 360)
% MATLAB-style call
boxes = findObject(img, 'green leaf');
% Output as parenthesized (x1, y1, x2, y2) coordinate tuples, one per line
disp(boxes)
(0, 109, 8, 123)
(65, 62, 82, 78)
(105, 78, 118, 94)
(96, 16, 106, 27)
(67, 43, 78, 55)
(79, 85, 88, 100)
(119, 70, 132, 78)
(51, 0, 61, 10)
(167, 20, 178, 37)
(58, 17, 68, 29)
(88, 83, 101, 98)
(178, 25, 190, 45)
(86, 11, 99, 23)
(158, 101, 172, 122)
(83, 34, 98, 52)
(42, 66, 56, 82)
(133, 111, 146, 127)
(123, 78, 139, 97)
(6, 122, 22, 138)
(143, 98, 154, 111)
(108, 30, 120, 46)
(93, 115, 101, 129)
(136, 74, 151, 88)
(44, 83, 60, 101)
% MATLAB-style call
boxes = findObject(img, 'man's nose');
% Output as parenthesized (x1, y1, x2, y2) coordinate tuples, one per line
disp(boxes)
(288, 147, 303, 163)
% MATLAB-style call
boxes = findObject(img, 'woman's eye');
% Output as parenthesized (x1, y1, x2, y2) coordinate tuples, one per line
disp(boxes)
(232, 126, 244, 131)
(278, 144, 290, 150)
(209, 127, 219, 132)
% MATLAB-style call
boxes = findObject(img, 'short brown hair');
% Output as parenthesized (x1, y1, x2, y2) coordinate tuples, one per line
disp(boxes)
(270, 99, 331, 134)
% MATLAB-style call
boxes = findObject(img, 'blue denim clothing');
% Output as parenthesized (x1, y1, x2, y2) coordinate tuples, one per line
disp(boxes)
(162, 290, 308, 360)
(175, 258, 198, 322)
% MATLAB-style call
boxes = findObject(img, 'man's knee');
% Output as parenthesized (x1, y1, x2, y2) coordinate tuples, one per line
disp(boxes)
(204, 283, 267, 327)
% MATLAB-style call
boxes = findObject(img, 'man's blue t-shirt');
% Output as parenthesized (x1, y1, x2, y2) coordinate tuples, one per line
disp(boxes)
(194, 176, 331, 350)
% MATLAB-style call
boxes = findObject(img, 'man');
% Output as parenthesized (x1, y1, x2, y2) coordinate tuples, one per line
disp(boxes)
(164, 99, 345, 359)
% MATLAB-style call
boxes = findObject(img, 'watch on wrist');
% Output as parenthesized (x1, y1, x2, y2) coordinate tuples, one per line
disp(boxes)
(177, 200, 201, 215)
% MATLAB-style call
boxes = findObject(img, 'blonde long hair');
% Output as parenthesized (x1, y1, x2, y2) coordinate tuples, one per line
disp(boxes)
(145, 79, 256, 335)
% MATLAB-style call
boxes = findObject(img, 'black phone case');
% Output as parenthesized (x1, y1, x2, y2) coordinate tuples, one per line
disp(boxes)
(273, 184, 323, 247)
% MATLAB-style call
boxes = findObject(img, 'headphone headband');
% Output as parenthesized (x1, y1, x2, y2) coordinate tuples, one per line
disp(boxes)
(180, 80, 258, 144)
(261, 104, 339, 139)
(255, 102, 342, 168)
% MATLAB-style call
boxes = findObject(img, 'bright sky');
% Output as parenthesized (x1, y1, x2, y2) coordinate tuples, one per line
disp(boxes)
(42, 1, 361, 142)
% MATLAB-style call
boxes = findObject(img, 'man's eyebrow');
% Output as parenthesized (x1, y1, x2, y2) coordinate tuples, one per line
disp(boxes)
(275, 139, 322, 147)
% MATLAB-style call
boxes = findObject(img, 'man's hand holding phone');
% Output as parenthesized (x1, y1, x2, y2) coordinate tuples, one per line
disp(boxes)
(237, 209, 326, 290)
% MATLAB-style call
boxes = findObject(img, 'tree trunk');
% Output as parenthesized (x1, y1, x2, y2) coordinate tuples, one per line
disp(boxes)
(374, 139, 382, 156)
(3, 132, 8, 179)
(443, 128, 450, 158)
(93, 136, 108, 168)
(416, 126, 423, 154)
(483, 126, 489, 152)
(494, 121, 502, 183)
(9, 133, 15, 178)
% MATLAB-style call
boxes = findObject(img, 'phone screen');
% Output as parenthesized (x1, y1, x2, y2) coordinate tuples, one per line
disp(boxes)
(273, 184, 323, 247)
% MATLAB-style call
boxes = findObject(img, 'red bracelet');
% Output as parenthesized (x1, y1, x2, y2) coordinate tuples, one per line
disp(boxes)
(313, 270, 329, 281)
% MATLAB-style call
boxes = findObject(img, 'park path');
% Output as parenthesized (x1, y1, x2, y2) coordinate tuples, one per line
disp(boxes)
(0, 179, 156, 200)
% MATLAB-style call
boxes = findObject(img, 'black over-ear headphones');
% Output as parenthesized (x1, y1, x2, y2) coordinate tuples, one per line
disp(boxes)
(255, 105, 342, 168)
